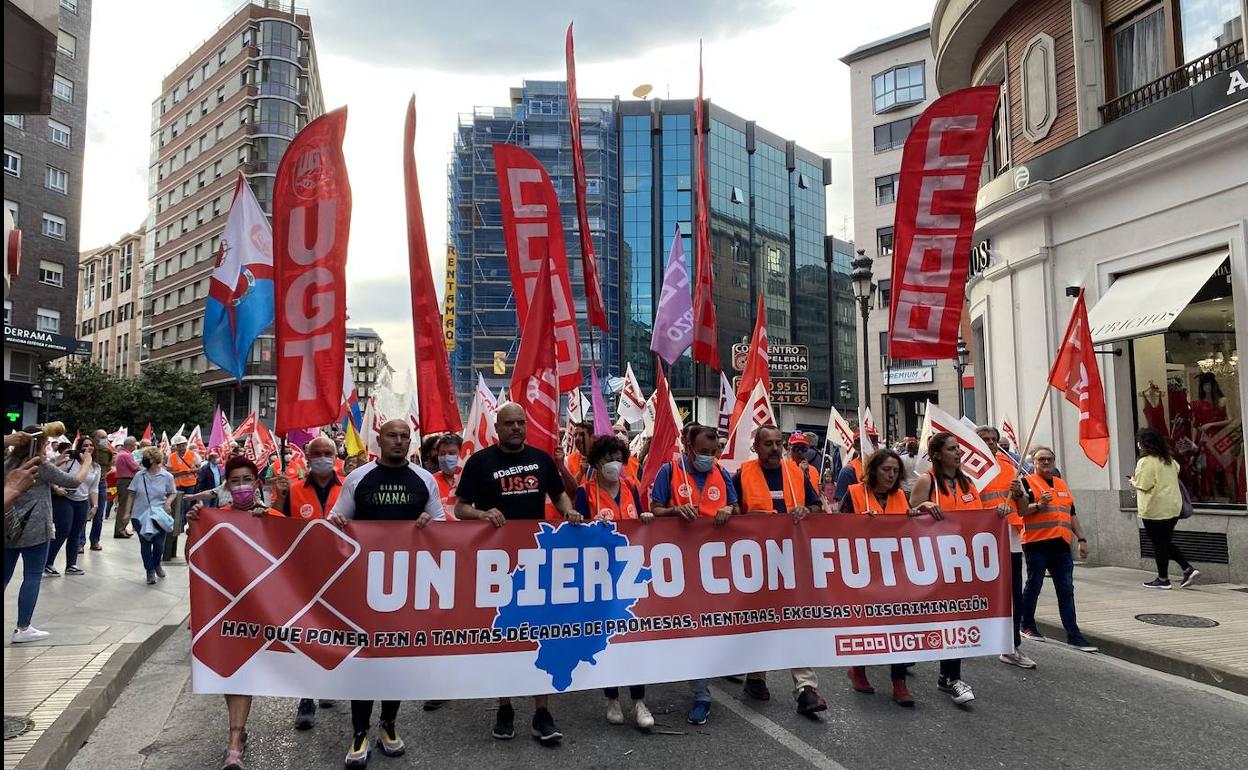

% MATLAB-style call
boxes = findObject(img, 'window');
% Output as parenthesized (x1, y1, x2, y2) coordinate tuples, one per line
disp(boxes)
(47, 119, 71, 147)
(60, 0, 78, 12)
(200, 98, 208, 117)
(39, 260, 64, 286)
(45, 165, 69, 194)
(1179, 0, 1243, 61)
(873, 115, 918, 153)
(3, 150, 20, 177)
(101, 252, 113, 300)
(41, 213, 66, 239)
(529, 99, 557, 115)
(57, 29, 76, 59)
(1110, 6, 1167, 97)
(3, 300, 10, 324)
(877, 226, 894, 257)
(766, 246, 783, 275)
(4, 199, 16, 224)
(218, 48, 227, 66)
(3, 114, 22, 128)
(877, 279, 892, 311)
(217, 85, 226, 104)
(874, 173, 899, 205)
(120, 243, 133, 292)
(82, 262, 95, 309)
(53, 74, 73, 102)
(873, 62, 925, 112)
(731, 186, 746, 204)
(36, 308, 60, 334)
(99, 310, 113, 329)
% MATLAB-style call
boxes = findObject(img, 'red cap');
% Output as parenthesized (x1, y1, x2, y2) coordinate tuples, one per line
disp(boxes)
(788, 433, 811, 447)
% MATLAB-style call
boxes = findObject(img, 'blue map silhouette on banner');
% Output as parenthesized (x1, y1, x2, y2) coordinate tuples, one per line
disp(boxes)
(494, 521, 653, 691)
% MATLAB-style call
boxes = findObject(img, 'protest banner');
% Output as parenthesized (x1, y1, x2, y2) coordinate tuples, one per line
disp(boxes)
(189, 509, 1012, 700)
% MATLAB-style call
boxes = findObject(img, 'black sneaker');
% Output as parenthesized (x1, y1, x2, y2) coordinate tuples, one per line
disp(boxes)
(1142, 578, 1172, 590)
(295, 698, 316, 730)
(531, 708, 563, 744)
(65, 565, 84, 575)
(743, 677, 771, 701)
(1180, 568, 1201, 588)
(422, 700, 446, 711)
(43, 566, 59, 576)
(796, 686, 827, 715)
(492, 704, 515, 740)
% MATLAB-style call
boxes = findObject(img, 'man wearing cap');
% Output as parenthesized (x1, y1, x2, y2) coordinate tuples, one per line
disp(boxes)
(786, 433, 822, 499)
(167, 434, 200, 518)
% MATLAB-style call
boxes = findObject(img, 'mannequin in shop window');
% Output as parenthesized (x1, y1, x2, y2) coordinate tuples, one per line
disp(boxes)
(1140, 381, 1165, 434)
(1191, 373, 1235, 501)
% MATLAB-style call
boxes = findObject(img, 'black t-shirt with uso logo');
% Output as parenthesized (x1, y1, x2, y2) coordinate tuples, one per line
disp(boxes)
(457, 444, 565, 520)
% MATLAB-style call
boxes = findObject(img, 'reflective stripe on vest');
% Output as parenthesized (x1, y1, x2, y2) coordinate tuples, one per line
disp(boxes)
(739, 459, 803, 514)
(669, 459, 728, 517)
(848, 482, 909, 514)
(1021, 473, 1074, 544)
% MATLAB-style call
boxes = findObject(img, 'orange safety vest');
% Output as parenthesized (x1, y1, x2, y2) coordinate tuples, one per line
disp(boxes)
(268, 473, 342, 520)
(848, 482, 910, 514)
(739, 459, 805, 514)
(980, 452, 1023, 530)
(168, 450, 198, 489)
(1021, 472, 1075, 545)
(625, 456, 640, 484)
(436, 471, 459, 520)
(583, 477, 642, 521)
(667, 458, 729, 518)
(926, 471, 982, 510)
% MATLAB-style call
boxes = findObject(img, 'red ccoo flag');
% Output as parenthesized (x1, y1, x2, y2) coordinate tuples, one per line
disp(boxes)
(691, 42, 720, 370)
(510, 255, 560, 458)
(1047, 290, 1109, 467)
(640, 361, 680, 493)
(565, 23, 608, 332)
(404, 96, 461, 434)
(729, 295, 769, 429)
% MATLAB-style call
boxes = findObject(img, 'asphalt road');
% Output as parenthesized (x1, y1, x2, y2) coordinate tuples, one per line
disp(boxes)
(69, 629, 1248, 770)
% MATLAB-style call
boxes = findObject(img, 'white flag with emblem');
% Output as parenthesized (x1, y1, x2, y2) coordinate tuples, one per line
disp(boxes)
(616, 363, 647, 426)
(720, 380, 774, 474)
(717, 372, 737, 438)
(825, 405, 854, 450)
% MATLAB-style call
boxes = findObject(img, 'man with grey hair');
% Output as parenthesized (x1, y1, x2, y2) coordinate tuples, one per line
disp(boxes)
(112, 436, 140, 539)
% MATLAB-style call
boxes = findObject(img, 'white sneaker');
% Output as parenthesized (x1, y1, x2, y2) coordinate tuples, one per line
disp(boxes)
(939, 678, 975, 705)
(605, 697, 624, 725)
(12, 626, 50, 643)
(999, 651, 1037, 669)
(635, 700, 655, 730)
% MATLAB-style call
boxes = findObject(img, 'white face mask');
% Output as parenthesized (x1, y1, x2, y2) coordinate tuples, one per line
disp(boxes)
(599, 461, 623, 482)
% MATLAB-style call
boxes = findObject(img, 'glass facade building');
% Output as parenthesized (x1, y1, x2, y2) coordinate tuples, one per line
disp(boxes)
(450, 85, 851, 415)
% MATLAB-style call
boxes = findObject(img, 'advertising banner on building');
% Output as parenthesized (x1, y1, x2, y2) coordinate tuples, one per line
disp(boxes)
(189, 509, 1012, 700)
(443, 246, 456, 352)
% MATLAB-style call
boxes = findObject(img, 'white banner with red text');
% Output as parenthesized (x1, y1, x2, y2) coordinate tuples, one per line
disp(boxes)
(188, 509, 1012, 699)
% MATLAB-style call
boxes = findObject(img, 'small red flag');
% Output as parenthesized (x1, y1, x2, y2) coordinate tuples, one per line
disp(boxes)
(1047, 290, 1109, 467)
(510, 256, 560, 458)
(691, 42, 720, 370)
(404, 96, 461, 434)
(640, 362, 680, 493)
(141, 423, 152, 443)
(565, 23, 608, 333)
(729, 295, 769, 428)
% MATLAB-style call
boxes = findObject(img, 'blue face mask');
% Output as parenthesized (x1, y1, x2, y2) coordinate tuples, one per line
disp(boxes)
(692, 454, 715, 473)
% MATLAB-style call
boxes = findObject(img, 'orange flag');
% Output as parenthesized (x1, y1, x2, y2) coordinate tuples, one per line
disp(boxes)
(1047, 290, 1109, 467)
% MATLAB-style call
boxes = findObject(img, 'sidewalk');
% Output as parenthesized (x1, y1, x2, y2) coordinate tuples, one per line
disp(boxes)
(1032, 563, 1248, 694)
(3, 532, 189, 770)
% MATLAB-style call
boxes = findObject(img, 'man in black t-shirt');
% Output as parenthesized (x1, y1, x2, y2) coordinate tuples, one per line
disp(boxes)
(456, 402, 576, 744)
(328, 419, 443, 768)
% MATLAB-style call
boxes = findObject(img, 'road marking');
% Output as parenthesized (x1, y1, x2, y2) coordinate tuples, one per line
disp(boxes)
(708, 683, 849, 770)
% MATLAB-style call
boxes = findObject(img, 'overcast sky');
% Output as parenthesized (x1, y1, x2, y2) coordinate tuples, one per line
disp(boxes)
(80, 0, 934, 380)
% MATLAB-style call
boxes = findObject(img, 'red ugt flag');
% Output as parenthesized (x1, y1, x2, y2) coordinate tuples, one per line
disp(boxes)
(692, 43, 720, 370)
(888, 87, 998, 360)
(404, 96, 461, 434)
(565, 23, 608, 333)
(273, 108, 352, 434)
(510, 256, 560, 458)
(1048, 290, 1109, 467)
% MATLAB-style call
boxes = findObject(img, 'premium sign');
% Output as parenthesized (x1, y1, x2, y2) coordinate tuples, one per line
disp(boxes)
(189, 509, 1011, 699)
(884, 367, 934, 386)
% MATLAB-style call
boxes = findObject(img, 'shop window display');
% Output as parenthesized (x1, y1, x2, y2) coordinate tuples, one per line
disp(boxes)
(1131, 260, 1243, 505)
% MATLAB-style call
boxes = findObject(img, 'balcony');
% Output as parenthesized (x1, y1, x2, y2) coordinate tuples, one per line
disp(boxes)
(1101, 40, 1245, 123)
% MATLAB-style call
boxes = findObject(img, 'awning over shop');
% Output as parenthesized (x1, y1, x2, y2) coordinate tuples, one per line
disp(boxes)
(1087, 251, 1228, 344)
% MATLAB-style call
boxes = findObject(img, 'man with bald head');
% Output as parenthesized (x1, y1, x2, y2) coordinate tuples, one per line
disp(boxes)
(328, 418, 444, 766)
(456, 402, 576, 745)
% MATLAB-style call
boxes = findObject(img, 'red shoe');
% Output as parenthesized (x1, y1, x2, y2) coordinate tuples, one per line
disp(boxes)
(847, 666, 874, 694)
(892, 678, 915, 706)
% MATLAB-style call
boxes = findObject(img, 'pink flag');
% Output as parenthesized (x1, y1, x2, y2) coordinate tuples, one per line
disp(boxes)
(650, 224, 694, 365)
(590, 368, 612, 437)
(208, 406, 231, 451)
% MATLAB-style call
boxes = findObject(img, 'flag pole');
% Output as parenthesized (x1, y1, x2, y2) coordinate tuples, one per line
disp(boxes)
(1018, 389, 1051, 472)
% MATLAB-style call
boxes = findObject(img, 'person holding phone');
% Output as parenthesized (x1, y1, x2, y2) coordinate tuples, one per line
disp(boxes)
(4, 428, 95, 642)
(44, 436, 100, 576)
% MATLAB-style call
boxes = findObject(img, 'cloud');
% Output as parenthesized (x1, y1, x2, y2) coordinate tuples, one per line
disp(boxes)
(313, 0, 794, 74)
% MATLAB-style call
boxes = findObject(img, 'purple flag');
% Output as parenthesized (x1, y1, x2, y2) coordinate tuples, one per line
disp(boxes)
(208, 406, 226, 451)
(590, 367, 613, 437)
(650, 224, 694, 365)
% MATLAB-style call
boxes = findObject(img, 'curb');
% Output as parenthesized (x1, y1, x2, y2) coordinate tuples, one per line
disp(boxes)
(1033, 618, 1248, 696)
(14, 620, 184, 770)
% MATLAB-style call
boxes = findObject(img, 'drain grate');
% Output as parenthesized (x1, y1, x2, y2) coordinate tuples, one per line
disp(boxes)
(1134, 613, 1220, 628)
(3, 715, 33, 740)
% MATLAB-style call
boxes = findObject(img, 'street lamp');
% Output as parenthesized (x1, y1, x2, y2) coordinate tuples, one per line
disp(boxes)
(953, 336, 970, 417)
(30, 377, 63, 423)
(838, 379, 851, 406)
(851, 249, 875, 419)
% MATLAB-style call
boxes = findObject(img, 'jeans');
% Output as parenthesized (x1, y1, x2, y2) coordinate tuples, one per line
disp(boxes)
(690, 679, 710, 703)
(1011, 551, 1024, 648)
(604, 685, 646, 700)
(1021, 538, 1086, 644)
(138, 528, 167, 574)
(47, 497, 89, 569)
(351, 700, 399, 733)
(83, 480, 108, 546)
(113, 478, 134, 537)
(1142, 517, 1191, 579)
(4, 542, 50, 628)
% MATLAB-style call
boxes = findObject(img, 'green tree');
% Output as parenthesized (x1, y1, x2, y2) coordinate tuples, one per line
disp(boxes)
(42, 360, 131, 432)
(43, 361, 213, 435)
(130, 364, 214, 434)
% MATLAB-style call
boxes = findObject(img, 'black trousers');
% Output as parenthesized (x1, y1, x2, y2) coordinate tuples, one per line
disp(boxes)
(1143, 517, 1191, 579)
(603, 685, 645, 699)
(351, 700, 399, 733)
(940, 658, 961, 681)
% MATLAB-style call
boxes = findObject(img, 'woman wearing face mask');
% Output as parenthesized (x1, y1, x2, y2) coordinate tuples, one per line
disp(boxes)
(129, 447, 178, 585)
(432, 434, 463, 519)
(187, 456, 269, 769)
(572, 435, 655, 729)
